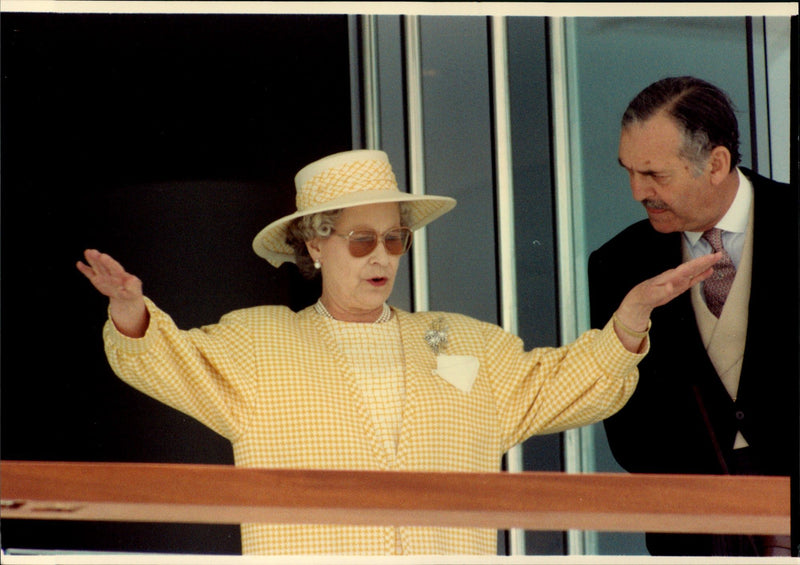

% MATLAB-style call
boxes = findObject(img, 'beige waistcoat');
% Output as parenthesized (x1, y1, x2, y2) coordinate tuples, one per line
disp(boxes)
(685, 205, 754, 448)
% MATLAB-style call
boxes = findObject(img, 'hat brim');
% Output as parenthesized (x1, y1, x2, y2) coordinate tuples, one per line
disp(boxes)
(252, 190, 456, 267)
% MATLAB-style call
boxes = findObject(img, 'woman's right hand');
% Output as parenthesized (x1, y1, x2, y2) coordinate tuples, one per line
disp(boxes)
(77, 249, 149, 338)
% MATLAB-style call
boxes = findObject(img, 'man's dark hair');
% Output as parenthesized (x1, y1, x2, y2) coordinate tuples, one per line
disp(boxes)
(622, 76, 741, 173)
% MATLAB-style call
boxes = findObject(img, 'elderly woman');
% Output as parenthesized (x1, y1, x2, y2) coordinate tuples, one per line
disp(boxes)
(77, 149, 719, 555)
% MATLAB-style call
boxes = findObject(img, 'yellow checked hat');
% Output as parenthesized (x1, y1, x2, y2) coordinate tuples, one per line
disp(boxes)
(252, 149, 457, 267)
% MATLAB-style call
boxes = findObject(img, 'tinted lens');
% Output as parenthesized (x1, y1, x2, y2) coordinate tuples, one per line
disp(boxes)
(347, 231, 378, 257)
(342, 227, 413, 257)
(384, 228, 412, 255)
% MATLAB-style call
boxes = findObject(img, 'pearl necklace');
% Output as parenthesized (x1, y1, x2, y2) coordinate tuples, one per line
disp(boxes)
(314, 300, 392, 324)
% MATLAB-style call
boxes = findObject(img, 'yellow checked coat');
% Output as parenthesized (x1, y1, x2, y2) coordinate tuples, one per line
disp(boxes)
(104, 298, 643, 555)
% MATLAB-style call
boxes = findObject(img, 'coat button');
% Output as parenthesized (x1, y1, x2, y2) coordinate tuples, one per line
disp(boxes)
(735, 410, 745, 420)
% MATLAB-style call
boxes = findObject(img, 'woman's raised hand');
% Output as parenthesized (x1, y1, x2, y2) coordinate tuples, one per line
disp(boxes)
(613, 252, 722, 352)
(77, 249, 149, 338)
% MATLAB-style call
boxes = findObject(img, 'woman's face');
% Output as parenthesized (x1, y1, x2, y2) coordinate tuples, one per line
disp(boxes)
(308, 202, 405, 322)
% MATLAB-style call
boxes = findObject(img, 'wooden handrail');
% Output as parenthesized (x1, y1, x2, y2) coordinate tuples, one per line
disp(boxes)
(0, 460, 789, 535)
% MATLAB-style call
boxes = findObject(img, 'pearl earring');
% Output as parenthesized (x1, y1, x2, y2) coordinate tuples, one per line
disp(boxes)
(314, 259, 321, 270)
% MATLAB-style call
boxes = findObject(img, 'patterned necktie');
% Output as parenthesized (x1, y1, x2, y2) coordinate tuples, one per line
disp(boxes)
(701, 228, 737, 317)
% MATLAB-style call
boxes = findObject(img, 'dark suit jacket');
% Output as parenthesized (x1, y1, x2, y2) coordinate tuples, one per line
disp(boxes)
(588, 168, 798, 555)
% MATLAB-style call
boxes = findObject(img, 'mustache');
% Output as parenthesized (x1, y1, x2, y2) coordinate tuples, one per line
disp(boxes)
(642, 199, 670, 211)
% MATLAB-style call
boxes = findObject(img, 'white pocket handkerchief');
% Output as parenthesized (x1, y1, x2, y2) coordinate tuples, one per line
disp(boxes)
(433, 354, 479, 393)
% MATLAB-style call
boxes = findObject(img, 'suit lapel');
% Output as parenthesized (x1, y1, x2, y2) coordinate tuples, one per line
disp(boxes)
(736, 169, 790, 411)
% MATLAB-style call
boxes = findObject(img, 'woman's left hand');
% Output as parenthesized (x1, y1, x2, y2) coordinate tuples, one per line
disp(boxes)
(614, 252, 722, 352)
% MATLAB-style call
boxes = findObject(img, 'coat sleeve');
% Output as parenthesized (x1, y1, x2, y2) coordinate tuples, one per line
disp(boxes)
(475, 316, 645, 451)
(102, 297, 259, 441)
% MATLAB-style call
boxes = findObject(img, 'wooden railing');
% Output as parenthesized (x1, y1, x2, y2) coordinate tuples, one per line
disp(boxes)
(0, 460, 790, 535)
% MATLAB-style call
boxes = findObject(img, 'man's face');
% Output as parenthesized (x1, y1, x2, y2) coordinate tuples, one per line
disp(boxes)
(618, 112, 723, 233)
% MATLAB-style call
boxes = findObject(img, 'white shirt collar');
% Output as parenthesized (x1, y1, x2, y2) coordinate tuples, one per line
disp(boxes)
(684, 167, 752, 245)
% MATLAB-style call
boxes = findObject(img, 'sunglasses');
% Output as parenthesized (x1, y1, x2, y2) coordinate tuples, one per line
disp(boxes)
(332, 226, 413, 258)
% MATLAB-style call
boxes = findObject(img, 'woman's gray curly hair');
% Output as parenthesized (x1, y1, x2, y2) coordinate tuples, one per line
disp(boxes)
(286, 202, 413, 279)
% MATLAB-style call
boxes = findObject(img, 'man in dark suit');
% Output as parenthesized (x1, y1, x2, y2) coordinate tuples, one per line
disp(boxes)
(588, 76, 797, 557)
